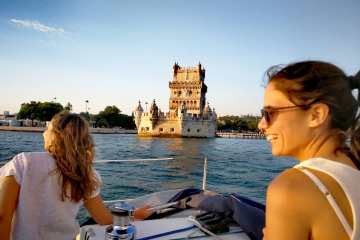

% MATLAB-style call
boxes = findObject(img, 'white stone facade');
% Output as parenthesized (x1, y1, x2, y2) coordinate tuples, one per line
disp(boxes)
(134, 63, 217, 138)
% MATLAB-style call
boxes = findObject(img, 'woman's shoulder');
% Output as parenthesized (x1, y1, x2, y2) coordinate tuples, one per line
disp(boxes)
(269, 168, 310, 192)
(9, 152, 55, 171)
(265, 169, 316, 238)
(267, 168, 324, 207)
(13, 152, 53, 163)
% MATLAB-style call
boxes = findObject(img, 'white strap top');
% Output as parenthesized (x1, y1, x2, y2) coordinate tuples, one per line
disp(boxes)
(294, 158, 360, 240)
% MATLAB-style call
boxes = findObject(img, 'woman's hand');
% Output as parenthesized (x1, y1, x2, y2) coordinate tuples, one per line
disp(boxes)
(134, 205, 153, 220)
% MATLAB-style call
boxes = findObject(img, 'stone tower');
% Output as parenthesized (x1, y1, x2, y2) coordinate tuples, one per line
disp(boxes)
(133, 100, 143, 129)
(169, 63, 207, 116)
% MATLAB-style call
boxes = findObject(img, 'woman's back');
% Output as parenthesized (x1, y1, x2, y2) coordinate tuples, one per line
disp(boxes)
(294, 158, 360, 240)
(0, 152, 96, 240)
(267, 157, 360, 240)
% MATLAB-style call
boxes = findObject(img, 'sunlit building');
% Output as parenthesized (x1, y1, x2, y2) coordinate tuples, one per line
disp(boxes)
(134, 63, 217, 137)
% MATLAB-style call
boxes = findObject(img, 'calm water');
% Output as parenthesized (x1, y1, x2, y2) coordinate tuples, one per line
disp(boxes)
(0, 131, 296, 222)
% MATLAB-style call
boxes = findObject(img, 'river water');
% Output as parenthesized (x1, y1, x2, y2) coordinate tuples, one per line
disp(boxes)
(0, 131, 296, 222)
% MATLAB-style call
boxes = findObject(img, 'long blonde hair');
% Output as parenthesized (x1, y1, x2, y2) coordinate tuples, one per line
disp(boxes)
(45, 112, 100, 202)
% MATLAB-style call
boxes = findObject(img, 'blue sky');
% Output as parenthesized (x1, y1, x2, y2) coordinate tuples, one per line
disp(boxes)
(0, 0, 359, 116)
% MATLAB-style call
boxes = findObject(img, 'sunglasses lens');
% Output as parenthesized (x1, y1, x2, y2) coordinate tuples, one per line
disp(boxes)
(261, 109, 270, 123)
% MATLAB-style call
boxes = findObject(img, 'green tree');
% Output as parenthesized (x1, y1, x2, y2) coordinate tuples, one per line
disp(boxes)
(17, 101, 63, 121)
(96, 106, 121, 127)
(79, 112, 91, 122)
(64, 102, 73, 112)
(94, 105, 135, 129)
(217, 115, 260, 132)
(39, 102, 64, 121)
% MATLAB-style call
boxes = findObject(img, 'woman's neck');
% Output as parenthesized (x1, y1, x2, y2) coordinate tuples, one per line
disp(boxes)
(297, 131, 356, 168)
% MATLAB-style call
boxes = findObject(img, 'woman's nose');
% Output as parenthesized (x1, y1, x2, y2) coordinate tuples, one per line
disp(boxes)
(258, 116, 268, 133)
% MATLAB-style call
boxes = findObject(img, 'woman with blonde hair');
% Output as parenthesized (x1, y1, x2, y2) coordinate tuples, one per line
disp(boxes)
(0, 112, 149, 240)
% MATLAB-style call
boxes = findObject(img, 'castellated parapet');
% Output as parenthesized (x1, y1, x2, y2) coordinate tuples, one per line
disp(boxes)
(134, 63, 217, 137)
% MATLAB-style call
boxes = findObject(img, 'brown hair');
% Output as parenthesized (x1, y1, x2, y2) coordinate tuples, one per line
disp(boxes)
(265, 61, 360, 168)
(45, 112, 100, 202)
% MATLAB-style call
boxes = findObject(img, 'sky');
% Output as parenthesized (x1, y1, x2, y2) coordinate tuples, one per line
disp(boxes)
(0, 0, 359, 116)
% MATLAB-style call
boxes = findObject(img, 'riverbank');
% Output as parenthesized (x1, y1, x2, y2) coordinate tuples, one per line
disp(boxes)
(0, 126, 137, 134)
(216, 132, 265, 139)
(0, 126, 264, 138)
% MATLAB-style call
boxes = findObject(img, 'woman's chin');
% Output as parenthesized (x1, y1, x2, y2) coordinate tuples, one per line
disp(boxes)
(271, 148, 285, 156)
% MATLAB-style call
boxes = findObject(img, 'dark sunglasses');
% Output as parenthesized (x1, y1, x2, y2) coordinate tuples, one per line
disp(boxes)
(260, 104, 311, 124)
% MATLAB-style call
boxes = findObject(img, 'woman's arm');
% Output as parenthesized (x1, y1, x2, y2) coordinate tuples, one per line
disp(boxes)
(264, 169, 311, 240)
(0, 176, 20, 240)
(84, 195, 153, 225)
(84, 194, 113, 225)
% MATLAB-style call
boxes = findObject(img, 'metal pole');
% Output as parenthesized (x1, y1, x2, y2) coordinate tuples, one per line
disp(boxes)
(85, 100, 89, 113)
(202, 156, 207, 191)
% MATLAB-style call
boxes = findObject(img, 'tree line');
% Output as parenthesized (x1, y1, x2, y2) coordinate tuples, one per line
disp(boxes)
(217, 115, 260, 132)
(17, 101, 136, 129)
(16, 101, 260, 131)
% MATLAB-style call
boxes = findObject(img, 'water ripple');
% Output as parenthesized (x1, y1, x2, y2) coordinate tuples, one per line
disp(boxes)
(0, 131, 297, 222)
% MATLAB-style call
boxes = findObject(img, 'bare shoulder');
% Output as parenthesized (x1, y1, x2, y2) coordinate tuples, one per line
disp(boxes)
(267, 168, 323, 219)
(264, 168, 318, 239)
(268, 168, 312, 198)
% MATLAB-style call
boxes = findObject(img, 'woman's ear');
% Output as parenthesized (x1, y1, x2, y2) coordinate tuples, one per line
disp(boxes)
(308, 103, 330, 128)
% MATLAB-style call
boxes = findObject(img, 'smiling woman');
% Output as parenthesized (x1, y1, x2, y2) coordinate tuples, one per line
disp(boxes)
(258, 61, 360, 240)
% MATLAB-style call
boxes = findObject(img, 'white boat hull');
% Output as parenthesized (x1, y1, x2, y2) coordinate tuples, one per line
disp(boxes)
(78, 189, 251, 240)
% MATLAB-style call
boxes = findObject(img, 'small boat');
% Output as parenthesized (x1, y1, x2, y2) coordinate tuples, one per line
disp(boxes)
(77, 188, 252, 240)
(78, 157, 263, 240)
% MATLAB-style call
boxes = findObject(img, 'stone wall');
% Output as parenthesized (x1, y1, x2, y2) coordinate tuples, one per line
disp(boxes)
(137, 117, 216, 138)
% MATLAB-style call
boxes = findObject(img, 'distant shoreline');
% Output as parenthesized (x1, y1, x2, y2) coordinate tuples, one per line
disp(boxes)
(0, 126, 264, 139)
(0, 126, 137, 134)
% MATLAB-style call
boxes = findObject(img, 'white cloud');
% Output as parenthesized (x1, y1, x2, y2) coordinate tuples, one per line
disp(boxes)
(10, 18, 66, 34)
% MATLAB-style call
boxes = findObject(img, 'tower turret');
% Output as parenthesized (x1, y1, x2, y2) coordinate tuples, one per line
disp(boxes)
(133, 100, 143, 129)
(149, 99, 159, 126)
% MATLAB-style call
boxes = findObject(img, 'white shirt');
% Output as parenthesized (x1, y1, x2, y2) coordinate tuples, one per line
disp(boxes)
(0, 152, 100, 240)
(295, 158, 360, 240)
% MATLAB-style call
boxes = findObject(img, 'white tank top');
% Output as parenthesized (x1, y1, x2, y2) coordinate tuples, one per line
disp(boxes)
(0, 152, 100, 240)
(294, 158, 360, 240)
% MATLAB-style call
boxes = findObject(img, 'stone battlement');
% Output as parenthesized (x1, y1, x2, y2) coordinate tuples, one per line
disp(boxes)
(134, 63, 216, 138)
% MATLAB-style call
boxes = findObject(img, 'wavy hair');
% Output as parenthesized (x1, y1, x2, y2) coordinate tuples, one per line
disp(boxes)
(265, 61, 360, 169)
(45, 112, 100, 202)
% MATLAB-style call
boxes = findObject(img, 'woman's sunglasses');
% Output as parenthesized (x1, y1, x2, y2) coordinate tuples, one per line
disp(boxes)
(260, 104, 311, 124)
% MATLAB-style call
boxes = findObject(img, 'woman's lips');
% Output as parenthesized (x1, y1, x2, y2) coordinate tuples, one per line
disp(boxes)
(266, 134, 278, 142)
